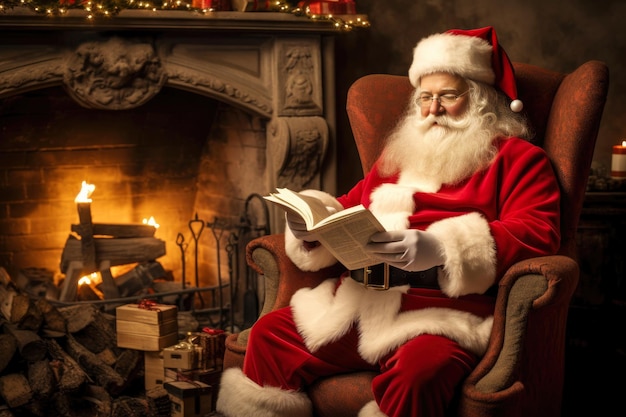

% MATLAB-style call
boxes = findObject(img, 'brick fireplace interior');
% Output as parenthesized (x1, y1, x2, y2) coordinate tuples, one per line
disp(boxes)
(0, 11, 341, 329)
(1, 84, 267, 298)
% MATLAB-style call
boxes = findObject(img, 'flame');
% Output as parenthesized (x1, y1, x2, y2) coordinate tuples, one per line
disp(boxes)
(78, 275, 91, 286)
(622, 140, 626, 147)
(75, 181, 96, 203)
(78, 272, 99, 286)
(143, 216, 160, 229)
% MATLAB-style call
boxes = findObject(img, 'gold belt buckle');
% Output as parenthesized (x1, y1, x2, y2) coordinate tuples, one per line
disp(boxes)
(363, 263, 390, 290)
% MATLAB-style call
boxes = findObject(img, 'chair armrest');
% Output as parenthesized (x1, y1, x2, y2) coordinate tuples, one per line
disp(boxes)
(237, 234, 345, 345)
(460, 255, 579, 417)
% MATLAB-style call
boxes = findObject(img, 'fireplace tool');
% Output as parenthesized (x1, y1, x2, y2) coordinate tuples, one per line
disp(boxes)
(208, 217, 227, 328)
(177, 193, 270, 332)
(188, 214, 206, 308)
(239, 193, 270, 329)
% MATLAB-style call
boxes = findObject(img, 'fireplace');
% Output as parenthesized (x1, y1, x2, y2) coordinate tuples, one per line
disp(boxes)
(0, 9, 344, 322)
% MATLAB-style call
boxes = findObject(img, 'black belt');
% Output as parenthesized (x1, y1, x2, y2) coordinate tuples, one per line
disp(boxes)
(350, 263, 440, 290)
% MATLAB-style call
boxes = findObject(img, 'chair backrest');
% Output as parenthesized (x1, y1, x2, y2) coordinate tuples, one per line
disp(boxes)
(346, 61, 609, 259)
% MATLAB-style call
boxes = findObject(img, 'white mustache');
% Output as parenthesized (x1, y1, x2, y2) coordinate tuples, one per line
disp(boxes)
(416, 113, 472, 131)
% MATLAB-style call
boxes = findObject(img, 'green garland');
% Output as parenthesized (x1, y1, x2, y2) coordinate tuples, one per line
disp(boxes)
(0, 0, 370, 30)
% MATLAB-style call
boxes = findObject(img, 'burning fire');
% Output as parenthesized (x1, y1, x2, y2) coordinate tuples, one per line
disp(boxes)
(77, 272, 104, 300)
(75, 181, 96, 203)
(143, 216, 160, 229)
(78, 273, 97, 286)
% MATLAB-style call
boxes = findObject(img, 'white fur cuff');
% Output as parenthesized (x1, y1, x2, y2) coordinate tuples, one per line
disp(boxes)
(427, 212, 497, 296)
(359, 400, 388, 417)
(284, 189, 342, 272)
(216, 368, 313, 417)
(284, 228, 338, 272)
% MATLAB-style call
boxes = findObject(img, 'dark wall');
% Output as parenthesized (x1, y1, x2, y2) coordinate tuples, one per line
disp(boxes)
(333, 0, 623, 194)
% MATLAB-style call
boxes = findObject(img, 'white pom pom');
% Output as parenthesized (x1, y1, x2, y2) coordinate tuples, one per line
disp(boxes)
(510, 99, 523, 113)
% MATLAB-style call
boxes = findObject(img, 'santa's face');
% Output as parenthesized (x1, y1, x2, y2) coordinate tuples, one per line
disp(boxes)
(418, 73, 471, 120)
(377, 71, 497, 192)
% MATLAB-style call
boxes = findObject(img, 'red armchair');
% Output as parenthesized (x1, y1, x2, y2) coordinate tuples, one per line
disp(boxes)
(223, 61, 609, 417)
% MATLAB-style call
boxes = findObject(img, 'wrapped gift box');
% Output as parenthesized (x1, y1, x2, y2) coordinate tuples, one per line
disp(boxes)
(117, 318, 178, 337)
(298, 0, 356, 15)
(231, 0, 273, 11)
(144, 351, 176, 389)
(176, 368, 222, 411)
(116, 302, 178, 325)
(164, 380, 212, 417)
(117, 332, 178, 351)
(191, 0, 231, 9)
(177, 368, 222, 387)
(163, 344, 202, 370)
(194, 329, 226, 371)
(116, 302, 179, 351)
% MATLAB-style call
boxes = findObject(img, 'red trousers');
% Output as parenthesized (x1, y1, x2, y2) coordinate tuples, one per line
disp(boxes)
(243, 305, 482, 417)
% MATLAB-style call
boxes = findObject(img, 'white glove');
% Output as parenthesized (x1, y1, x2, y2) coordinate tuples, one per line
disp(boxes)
(286, 206, 338, 242)
(285, 211, 317, 241)
(365, 229, 444, 272)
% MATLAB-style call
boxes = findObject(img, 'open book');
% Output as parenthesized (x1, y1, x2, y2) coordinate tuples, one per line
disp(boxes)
(264, 188, 386, 270)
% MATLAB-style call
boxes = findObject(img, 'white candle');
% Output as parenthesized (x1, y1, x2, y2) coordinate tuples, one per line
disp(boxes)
(611, 140, 626, 180)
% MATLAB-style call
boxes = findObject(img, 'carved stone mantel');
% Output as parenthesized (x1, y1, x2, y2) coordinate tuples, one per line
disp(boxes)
(0, 9, 350, 230)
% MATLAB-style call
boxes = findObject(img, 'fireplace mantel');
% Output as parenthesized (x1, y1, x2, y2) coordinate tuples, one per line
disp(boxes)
(0, 8, 356, 32)
(1, 9, 357, 229)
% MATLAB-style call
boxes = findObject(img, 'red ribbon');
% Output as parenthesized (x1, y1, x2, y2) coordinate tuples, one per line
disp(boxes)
(202, 327, 225, 335)
(137, 299, 161, 311)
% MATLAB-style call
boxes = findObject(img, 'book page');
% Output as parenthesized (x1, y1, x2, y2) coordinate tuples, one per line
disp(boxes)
(313, 204, 372, 228)
(265, 188, 332, 229)
(314, 210, 385, 270)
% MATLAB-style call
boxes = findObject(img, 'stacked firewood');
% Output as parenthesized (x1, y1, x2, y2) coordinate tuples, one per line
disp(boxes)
(0, 267, 172, 417)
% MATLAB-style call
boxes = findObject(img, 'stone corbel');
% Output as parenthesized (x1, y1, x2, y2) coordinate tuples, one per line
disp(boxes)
(266, 116, 329, 230)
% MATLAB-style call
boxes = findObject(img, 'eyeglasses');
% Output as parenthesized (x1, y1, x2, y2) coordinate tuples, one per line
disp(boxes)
(416, 89, 473, 108)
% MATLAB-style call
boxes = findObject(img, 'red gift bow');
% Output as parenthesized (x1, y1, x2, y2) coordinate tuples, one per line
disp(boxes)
(137, 299, 161, 311)
(202, 327, 225, 335)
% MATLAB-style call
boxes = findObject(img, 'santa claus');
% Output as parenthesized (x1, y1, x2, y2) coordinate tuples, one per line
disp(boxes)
(216, 26, 561, 417)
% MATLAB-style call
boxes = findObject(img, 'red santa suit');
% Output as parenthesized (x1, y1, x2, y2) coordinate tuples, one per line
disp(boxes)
(217, 136, 561, 417)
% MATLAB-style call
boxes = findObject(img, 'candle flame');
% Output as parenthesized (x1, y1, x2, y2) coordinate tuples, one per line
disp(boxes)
(143, 216, 160, 229)
(75, 181, 96, 203)
(622, 140, 626, 147)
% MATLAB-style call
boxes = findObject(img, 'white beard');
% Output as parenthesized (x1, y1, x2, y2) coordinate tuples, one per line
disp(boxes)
(378, 108, 498, 193)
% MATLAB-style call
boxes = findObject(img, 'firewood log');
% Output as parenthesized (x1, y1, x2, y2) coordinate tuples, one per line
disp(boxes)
(82, 384, 113, 417)
(113, 349, 142, 383)
(60, 235, 166, 274)
(2, 324, 47, 362)
(146, 386, 172, 417)
(72, 223, 157, 238)
(19, 401, 47, 417)
(35, 298, 67, 335)
(27, 359, 55, 399)
(46, 339, 89, 392)
(59, 304, 116, 354)
(0, 267, 11, 286)
(58, 304, 97, 333)
(10, 293, 43, 331)
(49, 391, 81, 417)
(0, 334, 16, 373)
(0, 282, 17, 322)
(0, 373, 33, 408)
(65, 335, 125, 395)
(111, 396, 151, 417)
(96, 347, 118, 367)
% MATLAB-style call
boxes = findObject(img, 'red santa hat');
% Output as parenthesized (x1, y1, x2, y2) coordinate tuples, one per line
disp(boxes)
(408, 26, 524, 113)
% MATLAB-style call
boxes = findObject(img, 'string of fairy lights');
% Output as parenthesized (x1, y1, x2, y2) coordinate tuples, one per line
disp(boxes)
(0, 0, 370, 30)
